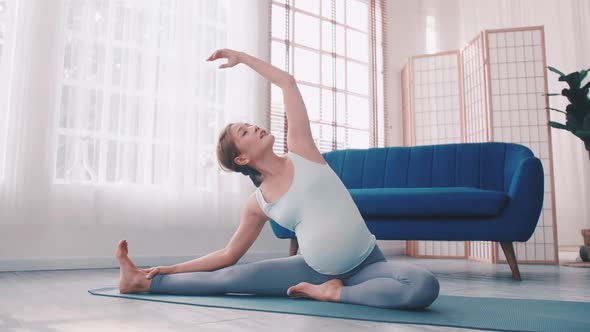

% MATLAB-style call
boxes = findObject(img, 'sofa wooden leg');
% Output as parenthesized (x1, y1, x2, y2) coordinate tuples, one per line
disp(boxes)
(289, 238, 299, 256)
(500, 241, 522, 281)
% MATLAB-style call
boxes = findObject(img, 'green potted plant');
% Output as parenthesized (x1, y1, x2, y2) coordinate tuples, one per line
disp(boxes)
(545, 66, 590, 261)
(545, 66, 590, 156)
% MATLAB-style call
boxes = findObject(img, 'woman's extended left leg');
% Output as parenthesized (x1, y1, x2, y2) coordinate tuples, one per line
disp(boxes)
(149, 253, 336, 296)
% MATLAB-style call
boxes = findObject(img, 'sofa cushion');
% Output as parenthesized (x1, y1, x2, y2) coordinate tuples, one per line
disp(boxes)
(349, 187, 509, 217)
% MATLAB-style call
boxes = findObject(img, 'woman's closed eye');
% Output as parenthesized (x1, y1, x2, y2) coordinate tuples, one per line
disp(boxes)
(243, 124, 253, 137)
(240, 123, 255, 137)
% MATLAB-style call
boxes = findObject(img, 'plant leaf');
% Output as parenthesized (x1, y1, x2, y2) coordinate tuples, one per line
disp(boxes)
(574, 130, 590, 139)
(545, 107, 567, 115)
(547, 66, 565, 77)
(548, 121, 568, 130)
(541, 93, 561, 96)
(566, 112, 583, 131)
(580, 69, 588, 83)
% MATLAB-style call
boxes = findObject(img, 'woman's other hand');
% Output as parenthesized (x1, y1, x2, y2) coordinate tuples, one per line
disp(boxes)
(206, 48, 242, 69)
(140, 265, 174, 280)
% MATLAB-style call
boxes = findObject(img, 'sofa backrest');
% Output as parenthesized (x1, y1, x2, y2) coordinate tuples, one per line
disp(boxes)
(321, 142, 534, 192)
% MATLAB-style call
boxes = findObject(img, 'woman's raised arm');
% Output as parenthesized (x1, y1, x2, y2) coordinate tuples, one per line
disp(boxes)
(206, 49, 318, 154)
(207, 48, 294, 88)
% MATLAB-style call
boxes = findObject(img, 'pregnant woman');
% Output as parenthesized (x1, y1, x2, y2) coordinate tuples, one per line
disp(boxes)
(116, 48, 440, 310)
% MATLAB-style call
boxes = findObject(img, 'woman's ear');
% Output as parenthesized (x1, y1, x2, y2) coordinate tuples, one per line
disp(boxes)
(234, 155, 249, 166)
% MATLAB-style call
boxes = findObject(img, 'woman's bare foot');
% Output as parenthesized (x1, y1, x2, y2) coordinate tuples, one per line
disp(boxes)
(287, 278, 344, 302)
(116, 240, 151, 294)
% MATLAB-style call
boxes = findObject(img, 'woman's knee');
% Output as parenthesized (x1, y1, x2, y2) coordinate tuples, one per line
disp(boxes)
(412, 271, 440, 308)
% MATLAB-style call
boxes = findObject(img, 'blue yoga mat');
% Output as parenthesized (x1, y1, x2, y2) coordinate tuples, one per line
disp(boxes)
(89, 287, 590, 332)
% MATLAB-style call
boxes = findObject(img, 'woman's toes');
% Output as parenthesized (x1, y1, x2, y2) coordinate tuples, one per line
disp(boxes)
(287, 282, 305, 294)
(287, 279, 343, 302)
(287, 282, 313, 298)
(115, 240, 128, 259)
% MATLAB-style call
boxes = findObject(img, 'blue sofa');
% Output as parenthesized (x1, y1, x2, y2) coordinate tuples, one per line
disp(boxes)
(269, 142, 545, 281)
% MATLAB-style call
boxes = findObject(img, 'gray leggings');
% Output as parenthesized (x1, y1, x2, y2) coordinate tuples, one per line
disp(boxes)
(149, 245, 440, 310)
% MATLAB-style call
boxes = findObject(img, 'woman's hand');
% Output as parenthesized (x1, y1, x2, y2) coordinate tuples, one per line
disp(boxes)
(206, 48, 242, 69)
(140, 265, 174, 280)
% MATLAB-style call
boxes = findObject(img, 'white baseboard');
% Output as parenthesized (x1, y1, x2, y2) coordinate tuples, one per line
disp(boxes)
(0, 246, 406, 272)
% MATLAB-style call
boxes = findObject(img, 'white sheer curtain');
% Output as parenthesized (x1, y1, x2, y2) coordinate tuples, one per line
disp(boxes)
(0, 0, 271, 269)
(0, 0, 11, 180)
(456, 0, 590, 246)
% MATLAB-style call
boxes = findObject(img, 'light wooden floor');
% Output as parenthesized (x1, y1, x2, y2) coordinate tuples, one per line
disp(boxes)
(1, 252, 589, 332)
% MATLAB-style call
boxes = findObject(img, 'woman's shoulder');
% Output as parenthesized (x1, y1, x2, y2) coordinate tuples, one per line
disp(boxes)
(287, 149, 327, 166)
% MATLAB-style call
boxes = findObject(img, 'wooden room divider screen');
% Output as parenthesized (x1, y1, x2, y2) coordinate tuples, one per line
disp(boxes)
(402, 26, 558, 265)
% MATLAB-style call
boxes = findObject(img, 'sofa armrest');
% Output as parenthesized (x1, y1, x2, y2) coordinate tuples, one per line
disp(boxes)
(507, 156, 544, 199)
(507, 156, 545, 228)
(504, 156, 545, 241)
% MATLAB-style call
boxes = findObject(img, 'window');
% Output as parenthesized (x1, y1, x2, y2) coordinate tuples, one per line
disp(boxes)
(269, 0, 389, 153)
(54, 0, 229, 188)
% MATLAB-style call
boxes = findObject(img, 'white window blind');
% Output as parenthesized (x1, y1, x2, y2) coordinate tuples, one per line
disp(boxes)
(269, 0, 389, 154)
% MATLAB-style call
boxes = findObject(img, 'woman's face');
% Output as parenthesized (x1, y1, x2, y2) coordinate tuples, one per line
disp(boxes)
(230, 122, 273, 165)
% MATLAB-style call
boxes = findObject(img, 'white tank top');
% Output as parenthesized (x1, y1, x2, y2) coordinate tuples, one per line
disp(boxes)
(255, 151, 376, 275)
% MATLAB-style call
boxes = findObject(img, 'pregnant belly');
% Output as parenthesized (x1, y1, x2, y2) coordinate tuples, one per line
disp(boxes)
(296, 221, 371, 274)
